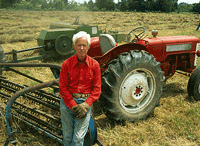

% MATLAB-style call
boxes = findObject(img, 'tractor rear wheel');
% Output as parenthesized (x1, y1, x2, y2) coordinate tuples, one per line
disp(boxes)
(187, 66, 200, 101)
(100, 50, 164, 122)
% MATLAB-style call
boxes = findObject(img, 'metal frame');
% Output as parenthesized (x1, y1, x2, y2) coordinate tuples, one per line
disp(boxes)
(0, 63, 61, 146)
(4, 46, 47, 63)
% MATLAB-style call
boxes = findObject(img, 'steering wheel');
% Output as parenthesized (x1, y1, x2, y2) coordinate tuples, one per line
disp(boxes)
(125, 27, 146, 43)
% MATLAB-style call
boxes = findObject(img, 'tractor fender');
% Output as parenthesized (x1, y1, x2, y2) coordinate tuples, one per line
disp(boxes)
(105, 43, 148, 57)
(95, 43, 148, 72)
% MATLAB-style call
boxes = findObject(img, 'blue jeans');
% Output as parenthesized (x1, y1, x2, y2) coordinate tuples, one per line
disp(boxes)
(196, 23, 200, 30)
(60, 97, 92, 146)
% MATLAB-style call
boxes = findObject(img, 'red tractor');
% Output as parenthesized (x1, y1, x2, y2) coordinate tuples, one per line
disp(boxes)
(87, 27, 200, 122)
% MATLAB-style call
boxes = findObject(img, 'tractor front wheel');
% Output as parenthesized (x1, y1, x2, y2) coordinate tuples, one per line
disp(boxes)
(100, 50, 164, 122)
(187, 66, 200, 101)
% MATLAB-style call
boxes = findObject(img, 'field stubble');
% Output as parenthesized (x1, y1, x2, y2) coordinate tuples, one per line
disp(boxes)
(0, 11, 200, 146)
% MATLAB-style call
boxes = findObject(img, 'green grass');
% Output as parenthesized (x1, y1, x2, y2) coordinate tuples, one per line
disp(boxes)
(25, 70, 30, 75)
(167, 106, 200, 142)
(30, 81, 38, 86)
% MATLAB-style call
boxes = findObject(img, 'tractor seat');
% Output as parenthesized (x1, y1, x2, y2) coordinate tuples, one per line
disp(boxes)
(99, 34, 116, 55)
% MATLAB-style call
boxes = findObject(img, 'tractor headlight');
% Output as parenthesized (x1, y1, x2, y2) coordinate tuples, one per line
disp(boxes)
(152, 30, 158, 37)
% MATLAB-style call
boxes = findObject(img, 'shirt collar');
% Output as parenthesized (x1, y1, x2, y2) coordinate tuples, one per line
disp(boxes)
(71, 54, 90, 68)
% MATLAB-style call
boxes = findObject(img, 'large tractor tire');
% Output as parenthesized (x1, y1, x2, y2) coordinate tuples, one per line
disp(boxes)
(100, 50, 164, 122)
(187, 66, 200, 101)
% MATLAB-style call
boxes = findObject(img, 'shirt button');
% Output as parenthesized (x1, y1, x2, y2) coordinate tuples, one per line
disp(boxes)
(71, 78, 72, 80)
(81, 69, 82, 71)
(80, 77, 82, 79)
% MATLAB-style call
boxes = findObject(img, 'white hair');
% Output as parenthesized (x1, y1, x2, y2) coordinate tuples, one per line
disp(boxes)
(72, 31, 90, 46)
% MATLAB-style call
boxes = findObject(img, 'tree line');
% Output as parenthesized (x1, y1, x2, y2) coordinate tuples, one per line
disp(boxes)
(0, 0, 199, 13)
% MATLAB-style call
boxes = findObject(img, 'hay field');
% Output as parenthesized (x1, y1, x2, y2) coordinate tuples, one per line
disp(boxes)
(0, 11, 200, 146)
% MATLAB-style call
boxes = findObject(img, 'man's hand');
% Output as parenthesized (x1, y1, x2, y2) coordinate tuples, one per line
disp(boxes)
(71, 104, 86, 119)
(71, 102, 90, 119)
(79, 102, 90, 112)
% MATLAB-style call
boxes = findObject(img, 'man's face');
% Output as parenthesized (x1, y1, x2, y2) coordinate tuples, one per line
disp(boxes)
(72, 36, 90, 61)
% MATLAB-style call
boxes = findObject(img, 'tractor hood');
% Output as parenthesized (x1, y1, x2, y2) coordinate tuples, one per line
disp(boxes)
(144, 36, 199, 46)
(156, 36, 199, 44)
(142, 36, 200, 62)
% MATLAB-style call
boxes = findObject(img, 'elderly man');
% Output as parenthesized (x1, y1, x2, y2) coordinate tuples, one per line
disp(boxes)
(59, 31, 101, 146)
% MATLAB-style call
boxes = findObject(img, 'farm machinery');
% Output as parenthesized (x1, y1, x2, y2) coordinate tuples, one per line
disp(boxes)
(3, 19, 124, 63)
(0, 26, 200, 145)
(37, 21, 124, 58)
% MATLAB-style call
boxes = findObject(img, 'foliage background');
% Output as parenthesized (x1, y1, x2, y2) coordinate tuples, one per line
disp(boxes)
(0, 0, 199, 13)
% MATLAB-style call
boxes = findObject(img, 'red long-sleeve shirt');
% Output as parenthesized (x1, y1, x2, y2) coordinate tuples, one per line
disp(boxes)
(59, 54, 101, 109)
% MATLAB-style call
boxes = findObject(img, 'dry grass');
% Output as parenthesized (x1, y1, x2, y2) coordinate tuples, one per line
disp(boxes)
(0, 11, 200, 146)
(0, 11, 200, 46)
